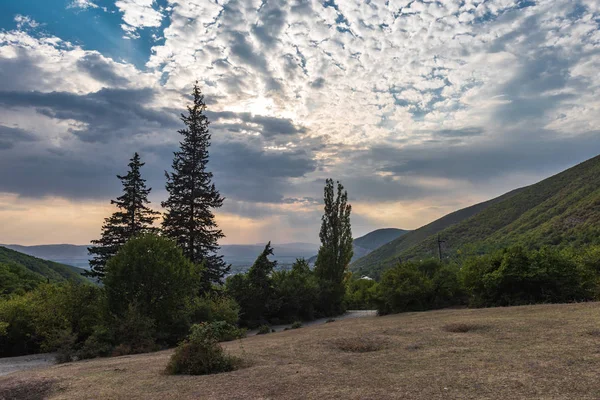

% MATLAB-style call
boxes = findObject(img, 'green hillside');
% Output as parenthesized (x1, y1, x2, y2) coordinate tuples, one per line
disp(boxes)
(353, 228, 409, 252)
(351, 154, 600, 279)
(0, 246, 90, 294)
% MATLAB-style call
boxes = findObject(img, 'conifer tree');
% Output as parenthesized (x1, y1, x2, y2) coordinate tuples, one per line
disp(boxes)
(226, 242, 277, 327)
(314, 179, 353, 316)
(161, 83, 229, 284)
(87, 153, 159, 279)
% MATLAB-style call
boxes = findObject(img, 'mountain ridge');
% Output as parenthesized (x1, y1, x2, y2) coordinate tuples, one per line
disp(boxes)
(351, 154, 600, 279)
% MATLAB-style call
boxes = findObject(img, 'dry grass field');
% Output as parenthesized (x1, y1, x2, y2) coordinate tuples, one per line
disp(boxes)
(2, 302, 600, 400)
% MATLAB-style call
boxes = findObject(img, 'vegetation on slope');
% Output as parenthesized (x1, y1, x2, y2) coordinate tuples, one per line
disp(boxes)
(0, 246, 89, 294)
(352, 228, 409, 261)
(352, 154, 600, 279)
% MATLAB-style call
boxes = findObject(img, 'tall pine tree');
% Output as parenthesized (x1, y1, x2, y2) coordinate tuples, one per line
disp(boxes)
(161, 83, 229, 284)
(87, 152, 159, 279)
(314, 179, 353, 316)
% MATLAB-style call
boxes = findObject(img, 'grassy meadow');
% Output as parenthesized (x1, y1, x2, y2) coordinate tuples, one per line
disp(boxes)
(2, 301, 600, 400)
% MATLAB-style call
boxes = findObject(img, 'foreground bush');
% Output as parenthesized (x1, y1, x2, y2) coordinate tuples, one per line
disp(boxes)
(165, 324, 239, 375)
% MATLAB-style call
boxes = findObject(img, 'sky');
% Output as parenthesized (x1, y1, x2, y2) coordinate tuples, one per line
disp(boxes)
(0, 0, 599, 246)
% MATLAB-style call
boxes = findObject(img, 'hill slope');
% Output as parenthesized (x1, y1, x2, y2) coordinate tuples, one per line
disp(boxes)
(308, 228, 409, 265)
(0, 246, 89, 293)
(352, 154, 600, 278)
(352, 228, 409, 261)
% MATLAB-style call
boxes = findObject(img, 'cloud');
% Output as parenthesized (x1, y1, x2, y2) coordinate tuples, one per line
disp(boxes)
(2, 0, 600, 245)
(115, 0, 164, 38)
(0, 125, 38, 150)
(14, 15, 40, 30)
(207, 110, 306, 139)
(0, 88, 178, 143)
(67, 0, 100, 10)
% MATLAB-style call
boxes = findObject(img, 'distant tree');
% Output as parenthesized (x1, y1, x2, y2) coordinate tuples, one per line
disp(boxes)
(161, 83, 229, 285)
(314, 179, 353, 316)
(87, 153, 159, 280)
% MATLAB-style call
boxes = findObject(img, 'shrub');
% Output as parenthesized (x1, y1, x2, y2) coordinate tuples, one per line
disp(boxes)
(165, 325, 239, 376)
(188, 294, 240, 326)
(190, 321, 245, 342)
(461, 246, 596, 307)
(76, 325, 114, 360)
(272, 259, 319, 321)
(376, 259, 466, 315)
(345, 277, 378, 310)
(110, 304, 158, 356)
(0, 282, 105, 358)
(0, 294, 38, 357)
(291, 321, 302, 329)
(376, 262, 433, 315)
(257, 325, 271, 335)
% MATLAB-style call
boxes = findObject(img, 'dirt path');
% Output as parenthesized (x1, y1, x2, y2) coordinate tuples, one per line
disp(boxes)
(0, 353, 56, 377)
(0, 311, 377, 376)
(247, 310, 377, 335)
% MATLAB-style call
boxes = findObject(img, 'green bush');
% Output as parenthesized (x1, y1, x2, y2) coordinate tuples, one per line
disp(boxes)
(0, 282, 105, 358)
(272, 259, 319, 322)
(190, 321, 246, 342)
(461, 246, 597, 307)
(188, 294, 240, 326)
(291, 321, 302, 329)
(376, 259, 464, 315)
(257, 325, 271, 335)
(165, 324, 239, 376)
(345, 277, 378, 310)
(0, 294, 38, 356)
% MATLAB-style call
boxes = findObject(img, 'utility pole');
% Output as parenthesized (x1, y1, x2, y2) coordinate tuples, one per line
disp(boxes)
(437, 235, 446, 262)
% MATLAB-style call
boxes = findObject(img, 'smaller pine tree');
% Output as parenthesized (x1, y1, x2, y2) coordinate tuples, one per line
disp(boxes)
(87, 153, 159, 280)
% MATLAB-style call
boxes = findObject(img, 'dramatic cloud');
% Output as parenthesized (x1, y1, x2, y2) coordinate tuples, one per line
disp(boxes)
(1, 0, 600, 245)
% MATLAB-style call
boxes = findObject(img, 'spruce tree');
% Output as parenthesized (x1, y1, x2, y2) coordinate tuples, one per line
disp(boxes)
(87, 152, 159, 280)
(314, 179, 353, 316)
(161, 83, 229, 284)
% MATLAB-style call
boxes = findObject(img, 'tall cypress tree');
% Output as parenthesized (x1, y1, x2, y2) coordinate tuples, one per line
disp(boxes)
(314, 179, 353, 316)
(161, 83, 229, 284)
(87, 152, 159, 280)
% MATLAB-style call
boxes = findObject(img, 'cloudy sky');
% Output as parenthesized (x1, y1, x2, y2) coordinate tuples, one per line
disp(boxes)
(1, 0, 599, 246)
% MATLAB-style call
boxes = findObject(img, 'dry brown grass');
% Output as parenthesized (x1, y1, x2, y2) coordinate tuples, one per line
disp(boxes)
(329, 336, 387, 353)
(2, 302, 600, 399)
(442, 322, 487, 333)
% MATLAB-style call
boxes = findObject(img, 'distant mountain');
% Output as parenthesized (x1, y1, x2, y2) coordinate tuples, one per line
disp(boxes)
(3, 242, 321, 275)
(351, 154, 600, 279)
(3, 244, 91, 269)
(352, 228, 410, 260)
(0, 246, 89, 293)
(307, 228, 409, 266)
